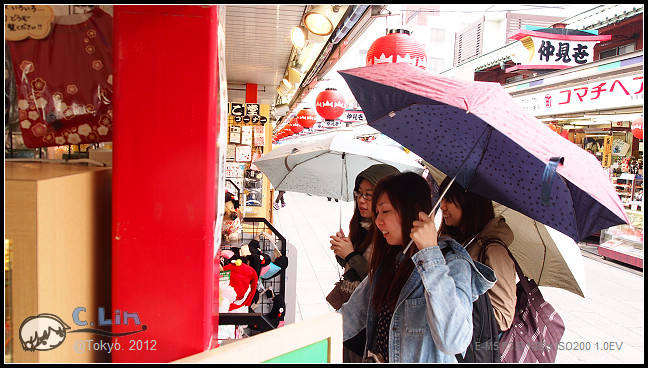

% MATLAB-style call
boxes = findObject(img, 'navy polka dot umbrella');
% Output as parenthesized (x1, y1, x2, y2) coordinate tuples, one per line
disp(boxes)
(339, 63, 629, 242)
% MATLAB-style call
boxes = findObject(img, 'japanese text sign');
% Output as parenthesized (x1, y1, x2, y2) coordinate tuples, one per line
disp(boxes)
(513, 73, 643, 116)
(5, 5, 54, 41)
(508, 28, 611, 70)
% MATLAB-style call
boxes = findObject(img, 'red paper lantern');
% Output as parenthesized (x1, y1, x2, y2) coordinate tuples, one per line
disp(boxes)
(296, 108, 318, 128)
(315, 88, 346, 120)
(289, 118, 304, 134)
(631, 116, 643, 140)
(548, 123, 558, 133)
(366, 29, 427, 69)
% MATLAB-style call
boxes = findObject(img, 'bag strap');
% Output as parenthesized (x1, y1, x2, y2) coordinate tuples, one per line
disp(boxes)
(481, 237, 533, 294)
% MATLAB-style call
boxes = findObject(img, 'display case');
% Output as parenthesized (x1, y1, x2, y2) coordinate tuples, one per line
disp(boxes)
(598, 210, 643, 268)
(612, 173, 643, 211)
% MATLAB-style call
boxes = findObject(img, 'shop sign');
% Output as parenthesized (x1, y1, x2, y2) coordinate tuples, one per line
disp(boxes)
(508, 28, 611, 71)
(513, 73, 644, 117)
(321, 120, 343, 129)
(229, 103, 267, 124)
(5, 5, 54, 41)
(341, 110, 365, 123)
(601, 136, 613, 167)
(230, 103, 244, 117)
(245, 103, 260, 116)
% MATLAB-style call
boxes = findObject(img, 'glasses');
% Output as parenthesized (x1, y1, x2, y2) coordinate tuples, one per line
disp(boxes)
(353, 190, 373, 201)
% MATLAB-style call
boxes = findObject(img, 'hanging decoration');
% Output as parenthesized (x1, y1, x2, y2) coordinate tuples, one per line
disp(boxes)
(296, 107, 318, 128)
(366, 29, 427, 70)
(631, 116, 643, 140)
(289, 118, 304, 134)
(315, 88, 346, 121)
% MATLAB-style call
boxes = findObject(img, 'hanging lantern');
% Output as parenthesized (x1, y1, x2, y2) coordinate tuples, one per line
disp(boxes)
(631, 116, 643, 140)
(296, 107, 318, 128)
(283, 127, 294, 136)
(289, 118, 304, 134)
(547, 123, 558, 133)
(366, 29, 427, 69)
(315, 88, 346, 121)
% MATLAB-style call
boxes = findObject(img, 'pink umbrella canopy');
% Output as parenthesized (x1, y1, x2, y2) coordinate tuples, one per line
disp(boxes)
(339, 62, 629, 241)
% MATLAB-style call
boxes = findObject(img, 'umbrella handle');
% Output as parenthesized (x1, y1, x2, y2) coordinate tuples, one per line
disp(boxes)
(397, 175, 457, 264)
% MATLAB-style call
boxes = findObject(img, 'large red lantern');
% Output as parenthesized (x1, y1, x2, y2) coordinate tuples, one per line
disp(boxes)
(366, 29, 427, 69)
(289, 118, 304, 134)
(296, 107, 318, 128)
(631, 116, 643, 140)
(315, 88, 346, 121)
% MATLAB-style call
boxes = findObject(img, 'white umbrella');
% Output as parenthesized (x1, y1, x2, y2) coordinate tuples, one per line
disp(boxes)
(254, 132, 424, 201)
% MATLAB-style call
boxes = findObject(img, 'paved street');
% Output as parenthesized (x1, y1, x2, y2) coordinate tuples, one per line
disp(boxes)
(271, 191, 644, 364)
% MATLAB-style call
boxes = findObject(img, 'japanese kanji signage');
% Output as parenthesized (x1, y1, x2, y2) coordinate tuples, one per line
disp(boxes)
(507, 27, 611, 71)
(229, 102, 268, 124)
(340, 110, 366, 123)
(5, 5, 54, 41)
(602, 136, 613, 167)
(513, 73, 643, 117)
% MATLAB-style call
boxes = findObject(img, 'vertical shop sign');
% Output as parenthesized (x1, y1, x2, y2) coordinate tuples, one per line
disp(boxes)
(601, 136, 613, 167)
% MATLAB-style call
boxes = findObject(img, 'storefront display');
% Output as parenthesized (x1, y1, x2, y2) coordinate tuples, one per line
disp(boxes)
(226, 102, 272, 218)
(599, 210, 643, 268)
(6, 6, 114, 148)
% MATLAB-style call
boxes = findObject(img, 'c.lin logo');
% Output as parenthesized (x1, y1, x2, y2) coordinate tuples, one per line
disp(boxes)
(19, 309, 147, 352)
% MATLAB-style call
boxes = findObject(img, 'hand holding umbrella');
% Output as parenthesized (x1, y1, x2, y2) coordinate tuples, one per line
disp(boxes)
(410, 211, 439, 250)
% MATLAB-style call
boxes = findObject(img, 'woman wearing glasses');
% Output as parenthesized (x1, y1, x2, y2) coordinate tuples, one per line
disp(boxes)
(329, 163, 400, 362)
(339, 172, 496, 363)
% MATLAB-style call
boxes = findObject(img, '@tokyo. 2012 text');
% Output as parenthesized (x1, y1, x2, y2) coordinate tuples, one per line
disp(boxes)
(73, 339, 157, 353)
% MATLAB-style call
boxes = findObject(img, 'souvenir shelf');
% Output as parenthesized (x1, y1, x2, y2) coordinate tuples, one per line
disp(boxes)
(218, 217, 289, 343)
(598, 210, 643, 269)
(612, 173, 643, 211)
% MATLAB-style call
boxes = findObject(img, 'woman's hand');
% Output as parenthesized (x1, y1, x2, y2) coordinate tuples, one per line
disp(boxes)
(411, 211, 438, 250)
(330, 230, 354, 258)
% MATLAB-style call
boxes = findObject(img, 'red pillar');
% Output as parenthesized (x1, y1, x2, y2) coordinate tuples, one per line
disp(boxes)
(112, 5, 223, 362)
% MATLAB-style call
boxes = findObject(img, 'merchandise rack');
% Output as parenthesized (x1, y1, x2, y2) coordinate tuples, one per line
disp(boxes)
(219, 217, 287, 333)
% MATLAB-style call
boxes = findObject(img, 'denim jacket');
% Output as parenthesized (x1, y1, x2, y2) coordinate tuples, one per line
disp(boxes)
(338, 237, 497, 363)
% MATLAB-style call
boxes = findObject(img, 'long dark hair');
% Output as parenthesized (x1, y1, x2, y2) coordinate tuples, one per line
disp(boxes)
(348, 196, 371, 256)
(368, 172, 432, 312)
(437, 177, 495, 245)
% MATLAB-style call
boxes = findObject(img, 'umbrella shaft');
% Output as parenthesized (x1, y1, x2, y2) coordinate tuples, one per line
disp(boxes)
(398, 175, 456, 262)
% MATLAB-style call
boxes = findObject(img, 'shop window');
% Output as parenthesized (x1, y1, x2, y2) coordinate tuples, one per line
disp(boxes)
(599, 43, 636, 60)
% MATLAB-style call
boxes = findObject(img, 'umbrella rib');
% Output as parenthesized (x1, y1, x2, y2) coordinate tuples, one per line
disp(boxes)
(464, 126, 494, 190)
(533, 220, 548, 283)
